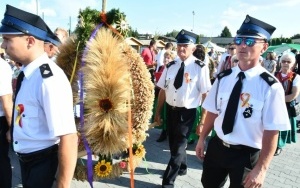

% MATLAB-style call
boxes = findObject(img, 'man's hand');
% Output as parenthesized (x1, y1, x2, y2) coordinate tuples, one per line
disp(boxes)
(154, 113, 162, 126)
(195, 138, 206, 160)
(243, 167, 266, 188)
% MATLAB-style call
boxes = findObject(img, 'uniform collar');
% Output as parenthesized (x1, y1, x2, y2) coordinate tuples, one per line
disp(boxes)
(176, 55, 195, 66)
(23, 53, 49, 79)
(233, 64, 262, 80)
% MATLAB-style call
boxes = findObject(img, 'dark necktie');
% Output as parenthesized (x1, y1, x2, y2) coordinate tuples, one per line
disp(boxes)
(222, 72, 245, 135)
(174, 62, 185, 89)
(15, 71, 24, 97)
(11, 71, 24, 144)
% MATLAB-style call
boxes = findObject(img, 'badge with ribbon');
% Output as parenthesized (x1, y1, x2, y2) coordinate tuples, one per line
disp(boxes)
(240, 93, 253, 118)
(184, 73, 192, 83)
(15, 104, 24, 127)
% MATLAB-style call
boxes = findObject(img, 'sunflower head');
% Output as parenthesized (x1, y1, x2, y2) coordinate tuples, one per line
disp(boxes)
(133, 144, 146, 158)
(99, 98, 113, 113)
(94, 159, 112, 178)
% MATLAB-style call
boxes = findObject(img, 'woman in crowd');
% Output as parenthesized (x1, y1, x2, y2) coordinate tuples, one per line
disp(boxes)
(263, 52, 277, 74)
(230, 54, 238, 67)
(274, 53, 299, 155)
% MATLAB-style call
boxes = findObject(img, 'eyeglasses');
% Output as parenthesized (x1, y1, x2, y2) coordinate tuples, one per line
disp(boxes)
(281, 60, 291, 64)
(233, 37, 266, 47)
(228, 48, 236, 50)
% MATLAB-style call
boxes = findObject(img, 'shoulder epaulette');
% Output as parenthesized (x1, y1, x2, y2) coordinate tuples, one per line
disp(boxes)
(39, 64, 53, 78)
(217, 69, 232, 80)
(260, 72, 277, 86)
(166, 61, 176, 68)
(195, 60, 205, 68)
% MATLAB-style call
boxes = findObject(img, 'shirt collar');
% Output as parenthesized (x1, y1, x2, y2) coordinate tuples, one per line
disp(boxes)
(23, 53, 49, 79)
(233, 64, 262, 80)
(176, 55, 195, 66)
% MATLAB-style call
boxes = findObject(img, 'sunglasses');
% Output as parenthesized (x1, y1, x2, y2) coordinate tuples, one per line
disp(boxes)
(228, 48, 236, 50)
(233, 37, 266, 47)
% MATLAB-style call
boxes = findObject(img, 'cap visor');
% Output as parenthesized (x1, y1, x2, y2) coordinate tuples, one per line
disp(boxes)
(0, 24, 23, 35)
(235, 34, 266, 39)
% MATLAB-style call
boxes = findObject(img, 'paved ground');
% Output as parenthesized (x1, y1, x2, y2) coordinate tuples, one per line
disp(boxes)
(11, 128, 300, 188)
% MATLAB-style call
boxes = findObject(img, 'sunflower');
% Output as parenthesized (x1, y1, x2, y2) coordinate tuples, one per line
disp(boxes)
(94, 160, 112, 178)
(133, 144, 146, 158)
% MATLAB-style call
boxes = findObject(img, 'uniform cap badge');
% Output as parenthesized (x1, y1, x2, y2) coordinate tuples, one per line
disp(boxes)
(244, 16, 251, 23)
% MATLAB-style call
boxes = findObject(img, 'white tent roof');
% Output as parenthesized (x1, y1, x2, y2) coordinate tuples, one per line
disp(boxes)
(202, 41, 226, 53)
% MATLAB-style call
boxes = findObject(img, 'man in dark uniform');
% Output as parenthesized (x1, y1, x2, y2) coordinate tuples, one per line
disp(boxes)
(0, 5, 78, 188)
(155, 29, 211, 187)
(196, 15, 290, 187)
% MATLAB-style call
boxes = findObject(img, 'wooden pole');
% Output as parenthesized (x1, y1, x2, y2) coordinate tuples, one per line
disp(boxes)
(127, 100, 134, 188)
(102, 0, 106, 13)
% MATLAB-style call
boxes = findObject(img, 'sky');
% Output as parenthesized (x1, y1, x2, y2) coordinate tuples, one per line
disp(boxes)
(0, 0, 299, 38)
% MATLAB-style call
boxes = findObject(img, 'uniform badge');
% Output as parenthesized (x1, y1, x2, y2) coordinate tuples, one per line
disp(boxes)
(240, 93, 252, 118)
(181, 30, 185, 35)
(243, 106, 253, 118)
(240, 93, 250, 107)
(268, 76, 274, 82)
(184, 73, 191, 83)
(16, 104, 24, 127)
(39, 64, 53, 78)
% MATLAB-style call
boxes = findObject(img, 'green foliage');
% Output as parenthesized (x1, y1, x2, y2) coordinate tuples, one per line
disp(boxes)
(127, 27, 139, 38)
(220, 26, 232, 37)
(106, 8, 126, 25)
(269, 38, 293, 46)
(291, 34, 300, 39)
(165, 30, 179, 38)
(75, 7, 101, 51)
(74, 7, 129, 51)
(196, 35, 200, 44)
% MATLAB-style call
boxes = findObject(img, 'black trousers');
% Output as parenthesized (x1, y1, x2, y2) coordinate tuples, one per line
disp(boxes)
(19, 145, 58, 188)
(149, 68, 155, 83)
(162, 104, 196, 187)
(201, 136, 260, 188)
(0, 116, 12, 188)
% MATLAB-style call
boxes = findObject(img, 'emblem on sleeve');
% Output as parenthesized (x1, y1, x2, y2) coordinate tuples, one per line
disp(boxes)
(39, 64, 53, 78)
(260, 72, 277, 86)
(195, 60, 205, 67)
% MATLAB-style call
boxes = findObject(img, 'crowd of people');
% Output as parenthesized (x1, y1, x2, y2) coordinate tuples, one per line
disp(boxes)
(0, 3, 299, 188)
(144, 15, 298, 188)
(0, 5, 77, 188)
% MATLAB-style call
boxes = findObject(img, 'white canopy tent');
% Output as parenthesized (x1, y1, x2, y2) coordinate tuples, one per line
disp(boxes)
(202, 41, 226, 53)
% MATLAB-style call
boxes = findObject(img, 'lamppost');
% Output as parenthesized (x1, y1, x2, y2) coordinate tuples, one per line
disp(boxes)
(192, 11, 195, 32)
(36, 0, 38, 15)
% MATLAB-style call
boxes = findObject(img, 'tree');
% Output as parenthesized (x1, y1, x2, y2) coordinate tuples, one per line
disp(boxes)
(165, 30, 179, 38)
(127, 27, 139, 38)
(280, 38, 286, 44)
(286, 38, 292, 44)
(291, 34, 300, 39)
(196, 34, 205, 44)
(219, 26, 232, 37)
